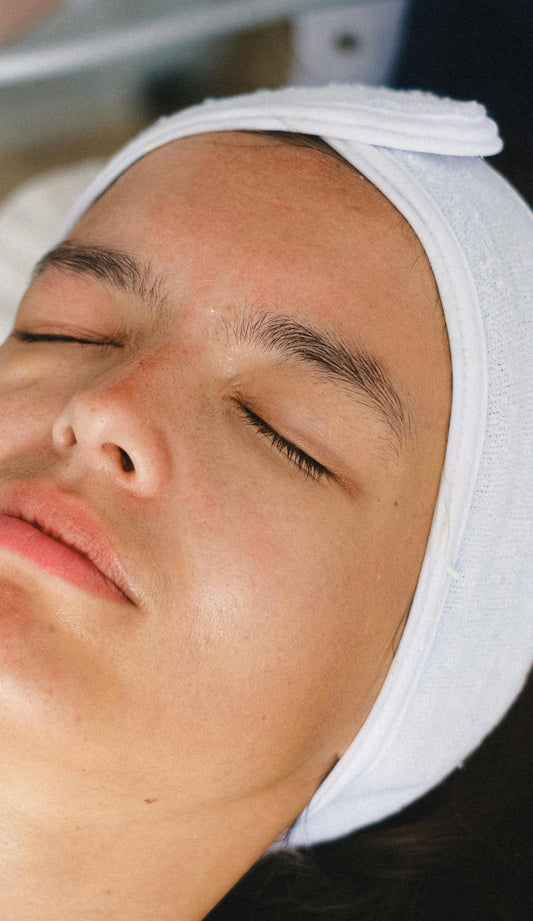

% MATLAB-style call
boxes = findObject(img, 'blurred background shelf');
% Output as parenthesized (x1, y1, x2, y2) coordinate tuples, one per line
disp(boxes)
(0, 0, 408, 198)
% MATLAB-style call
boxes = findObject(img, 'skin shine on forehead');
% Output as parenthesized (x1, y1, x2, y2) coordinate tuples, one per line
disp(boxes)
(0, 131, 451, 916)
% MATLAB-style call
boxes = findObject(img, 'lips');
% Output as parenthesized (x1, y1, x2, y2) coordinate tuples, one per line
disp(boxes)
(0, 481, 135, 604)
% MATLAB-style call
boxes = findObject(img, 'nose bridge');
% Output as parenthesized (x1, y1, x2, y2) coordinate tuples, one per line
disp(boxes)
(52, 344, 174, 496)
(88, 346, 167, 406)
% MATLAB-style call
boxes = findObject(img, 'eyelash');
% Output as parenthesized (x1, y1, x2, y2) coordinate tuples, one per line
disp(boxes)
(236, 403, 330, 482)
(15, 331, 118, 347)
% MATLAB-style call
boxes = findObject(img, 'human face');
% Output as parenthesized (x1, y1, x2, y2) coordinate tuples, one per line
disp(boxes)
(0, 134, 451, 821)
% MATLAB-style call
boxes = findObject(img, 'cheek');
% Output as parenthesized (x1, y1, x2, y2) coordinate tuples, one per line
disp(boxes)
(133, 483, 394, 793)
(0, 352, 67, 458)
(0, 390, 52, 460)
(162, 472, 339, 639)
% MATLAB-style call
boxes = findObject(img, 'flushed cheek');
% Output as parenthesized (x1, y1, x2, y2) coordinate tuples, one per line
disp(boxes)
(147, 475, 341, 646)
(155, 491, 357, 700)
(162, 479, 330, 635)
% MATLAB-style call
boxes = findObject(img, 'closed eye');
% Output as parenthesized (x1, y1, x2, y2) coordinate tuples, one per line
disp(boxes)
(235, 402, 330, 482)
(14, 331, 121, 347)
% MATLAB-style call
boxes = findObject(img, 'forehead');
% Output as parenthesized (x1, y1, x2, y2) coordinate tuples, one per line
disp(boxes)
(81, 132, 410, 266)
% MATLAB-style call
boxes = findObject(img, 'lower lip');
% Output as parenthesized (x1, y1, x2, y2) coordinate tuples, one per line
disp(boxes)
(0, 514, 127, 603)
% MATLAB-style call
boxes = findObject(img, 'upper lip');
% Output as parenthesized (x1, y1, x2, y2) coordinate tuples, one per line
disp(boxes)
(0, 479, 136, 604)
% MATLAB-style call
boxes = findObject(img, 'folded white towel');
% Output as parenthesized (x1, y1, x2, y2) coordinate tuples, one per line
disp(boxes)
(64, 84, 503, 236)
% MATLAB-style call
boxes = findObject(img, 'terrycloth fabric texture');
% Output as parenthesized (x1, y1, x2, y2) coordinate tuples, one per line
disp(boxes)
(60, 84, 532, 847)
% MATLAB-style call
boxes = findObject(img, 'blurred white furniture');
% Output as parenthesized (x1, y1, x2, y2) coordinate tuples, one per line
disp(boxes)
(0, 1, 408, 149)
(0, 159, 102, 342)
(0, 0, 403, 83)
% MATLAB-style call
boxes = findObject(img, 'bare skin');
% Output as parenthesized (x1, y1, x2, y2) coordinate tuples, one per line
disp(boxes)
(0, 133, 451, 919)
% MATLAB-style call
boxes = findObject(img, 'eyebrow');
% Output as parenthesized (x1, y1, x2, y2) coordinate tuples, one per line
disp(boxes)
(229, 311, 410, 446)
(34, 241, 167, 314)
(35, 242, 409, 444)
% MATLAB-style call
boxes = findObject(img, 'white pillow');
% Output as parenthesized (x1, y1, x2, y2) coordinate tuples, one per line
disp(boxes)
(0, 160, 102, 343)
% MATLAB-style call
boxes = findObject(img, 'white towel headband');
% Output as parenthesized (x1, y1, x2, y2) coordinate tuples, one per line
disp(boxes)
(61, 84, 532, 847)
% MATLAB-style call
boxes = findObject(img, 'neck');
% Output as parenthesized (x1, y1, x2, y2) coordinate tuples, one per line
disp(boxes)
(0, 778, 311, 921)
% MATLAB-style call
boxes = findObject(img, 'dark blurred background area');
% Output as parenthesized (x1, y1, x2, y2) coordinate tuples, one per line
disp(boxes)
(392, 0, 533, 203)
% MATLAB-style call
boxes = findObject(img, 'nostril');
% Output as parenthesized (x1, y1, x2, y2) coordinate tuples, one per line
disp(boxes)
(55, 423, 77, 450)
(118, 447, 135, 473)
(101, 443, 135, 474)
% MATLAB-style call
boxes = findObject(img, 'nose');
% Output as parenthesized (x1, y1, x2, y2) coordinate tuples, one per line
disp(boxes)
(51, 359, 171, 497)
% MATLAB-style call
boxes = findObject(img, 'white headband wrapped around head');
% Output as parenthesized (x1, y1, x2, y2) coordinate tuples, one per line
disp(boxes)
(62, 84, 533, 847)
